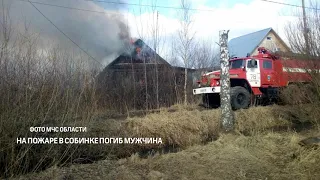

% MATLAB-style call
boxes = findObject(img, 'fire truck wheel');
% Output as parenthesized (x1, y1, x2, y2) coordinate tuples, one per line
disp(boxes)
(231, 86, 250, 110)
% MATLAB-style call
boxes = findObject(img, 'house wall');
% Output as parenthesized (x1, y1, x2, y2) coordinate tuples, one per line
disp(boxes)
(252, 31, 290, 56)
(96, 61, 197, 112)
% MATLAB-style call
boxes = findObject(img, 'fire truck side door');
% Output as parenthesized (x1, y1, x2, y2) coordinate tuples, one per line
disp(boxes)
(246, 59, 261, 87)
(261, 59, 274, 86)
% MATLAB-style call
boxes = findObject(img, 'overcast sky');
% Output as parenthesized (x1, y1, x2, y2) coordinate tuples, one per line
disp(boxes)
(1, 0, 309, 66)
(124, 0, 304, 41)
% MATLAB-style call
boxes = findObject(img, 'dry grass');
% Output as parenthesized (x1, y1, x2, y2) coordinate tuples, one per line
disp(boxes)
(2, 98, 315, 179)
(122, 105, 293, 151)
(124, 108, 220, 149)
(279, 72, 320, 128)
(235, 105, 292, 134)
(14, 131, 320, 180)
(274, 104, 320, 130)
(6, 103, 320, 179)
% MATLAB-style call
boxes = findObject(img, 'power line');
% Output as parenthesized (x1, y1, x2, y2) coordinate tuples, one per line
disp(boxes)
(16, 0, 122, 15)
(17, 0, 215, 12)
(84, 0, 320, 11)
(82, 0, 216, 12)
(260, 0, 320, 11)
(16, 0, 320, 14)
(26, 0, 102, 65)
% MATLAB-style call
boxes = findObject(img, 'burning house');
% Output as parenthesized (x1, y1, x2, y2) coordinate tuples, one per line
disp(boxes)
(96, 38, 198, 111)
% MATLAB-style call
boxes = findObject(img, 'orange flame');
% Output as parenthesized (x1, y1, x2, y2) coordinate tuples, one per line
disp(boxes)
(136, 47, 141, 54)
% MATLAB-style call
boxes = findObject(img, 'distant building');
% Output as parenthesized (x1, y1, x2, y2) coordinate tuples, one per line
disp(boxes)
(229, 27, 291, 58)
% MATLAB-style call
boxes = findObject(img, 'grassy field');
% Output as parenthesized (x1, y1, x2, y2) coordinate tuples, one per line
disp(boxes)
(10, 104, 320, 180)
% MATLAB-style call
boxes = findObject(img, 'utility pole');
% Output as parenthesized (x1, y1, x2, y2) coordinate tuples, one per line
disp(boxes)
(302, 0, 310, 55)
(219, 30, 234, 132)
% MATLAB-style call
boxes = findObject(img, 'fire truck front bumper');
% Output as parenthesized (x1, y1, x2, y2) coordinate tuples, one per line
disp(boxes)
(193, 86, 221, 95)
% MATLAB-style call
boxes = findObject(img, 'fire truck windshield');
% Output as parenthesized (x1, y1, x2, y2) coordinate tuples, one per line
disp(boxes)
(229, 59, 244, 69)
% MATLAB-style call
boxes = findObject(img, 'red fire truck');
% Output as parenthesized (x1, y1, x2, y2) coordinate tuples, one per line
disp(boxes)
(193, 47, 319, 110)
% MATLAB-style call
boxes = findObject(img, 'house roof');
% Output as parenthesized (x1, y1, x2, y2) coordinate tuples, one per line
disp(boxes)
(105, 39, 171, 69)
(228, 27, 289, 58)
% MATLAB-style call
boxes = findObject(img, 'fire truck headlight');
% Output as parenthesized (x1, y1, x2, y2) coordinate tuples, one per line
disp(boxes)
(216, 81, 220, 86)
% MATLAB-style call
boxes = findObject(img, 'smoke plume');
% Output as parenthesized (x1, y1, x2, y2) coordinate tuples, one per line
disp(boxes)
(0, 0, 131, 66)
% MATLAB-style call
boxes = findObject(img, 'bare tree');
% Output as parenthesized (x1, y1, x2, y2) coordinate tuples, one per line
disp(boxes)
(132, 0, 166, 109)
(132, 0, 149, 110)
(192, 40, 219, 69)
(219, 30, 234, 132)
(0, 0, 12, 68)
(285, 0, 320, 56)
(176, 0, 195, 105)
(283, 0, 320, 127)
(150, 1, 160, 109)
(0, 5, 100, 176)
(167, 39, 182, 103)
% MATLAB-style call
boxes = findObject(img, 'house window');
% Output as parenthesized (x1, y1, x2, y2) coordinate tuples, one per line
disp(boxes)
(274, 47, 281, 51)
(263, 60, 272, 69)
